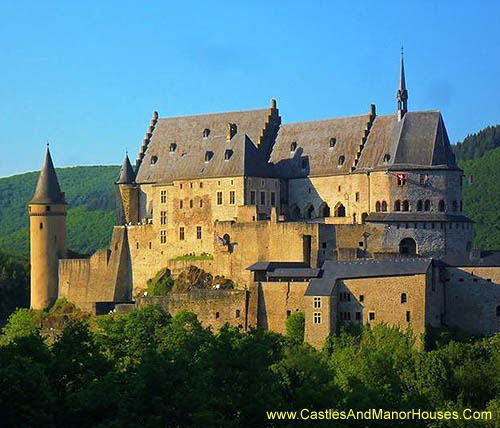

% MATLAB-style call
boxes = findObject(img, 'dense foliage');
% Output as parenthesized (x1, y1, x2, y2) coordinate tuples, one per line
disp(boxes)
(0, 305, 499, 427)
(0, 250, 29, 325)
(453, 124, 500, 162)
(459, 146, 500, 250)
(0, 165, 119, 257)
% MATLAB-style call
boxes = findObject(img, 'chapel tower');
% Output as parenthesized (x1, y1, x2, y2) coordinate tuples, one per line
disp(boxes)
(397, 49, 408, 121)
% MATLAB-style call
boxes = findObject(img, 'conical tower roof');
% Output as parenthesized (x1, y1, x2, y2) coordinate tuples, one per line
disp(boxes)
(116, 154, 136, 184)
(30, 146, 66, 205)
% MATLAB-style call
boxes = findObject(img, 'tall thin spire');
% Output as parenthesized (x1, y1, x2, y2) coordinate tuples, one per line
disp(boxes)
(30, 146, 66, 204)
(397, 47, 408, 121)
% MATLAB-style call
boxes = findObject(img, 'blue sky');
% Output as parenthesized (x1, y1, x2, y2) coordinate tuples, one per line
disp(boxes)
(1, 1, 499, 177)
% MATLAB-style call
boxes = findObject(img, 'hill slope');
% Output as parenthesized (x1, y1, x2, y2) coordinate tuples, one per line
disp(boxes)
(459, 147, 500, 250)
(0, 166, 119, 257)
(453, 124, 500, 162)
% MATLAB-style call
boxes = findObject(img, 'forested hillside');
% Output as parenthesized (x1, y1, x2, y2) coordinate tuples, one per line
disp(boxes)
(460, 146, 500, 250)
(0, 166, 119, 257)
(453, 124, 500, 161)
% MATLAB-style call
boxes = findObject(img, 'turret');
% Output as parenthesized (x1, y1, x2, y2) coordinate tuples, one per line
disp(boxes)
(397, 48, 408, 121)
(28, 145, 67, 310)
(116, 153, 139, 224)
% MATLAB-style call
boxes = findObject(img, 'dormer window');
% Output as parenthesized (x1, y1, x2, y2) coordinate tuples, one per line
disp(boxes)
(338, 155, 345, 166)
(224, 149, 233, 160)
(329, 137, 336, 148)
(290, 142, 297, 152)
(383, 153, 391, 163)
(169, 143, 177, 153)
(203, 128, 210, 138)
(150, 155, 158, 165)
(226, 123, 237, 140)
(204, 151, 213, 163)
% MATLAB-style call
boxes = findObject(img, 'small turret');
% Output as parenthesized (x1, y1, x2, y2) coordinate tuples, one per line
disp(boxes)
(29, 145, 67, 310)
(116, 153, 139, 224)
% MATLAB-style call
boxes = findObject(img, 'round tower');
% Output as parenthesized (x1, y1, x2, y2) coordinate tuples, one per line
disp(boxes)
(29, 146, 67, 310)
(116, 153, 138, 225)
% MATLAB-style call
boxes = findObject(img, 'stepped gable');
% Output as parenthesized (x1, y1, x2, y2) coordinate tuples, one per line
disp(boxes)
(135, 108, 272, 184)
(30, 146, 66, 205)
(269, 114, 371, 178)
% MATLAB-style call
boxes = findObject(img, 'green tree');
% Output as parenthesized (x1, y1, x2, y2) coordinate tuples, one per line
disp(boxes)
(285, 311, 305, 344)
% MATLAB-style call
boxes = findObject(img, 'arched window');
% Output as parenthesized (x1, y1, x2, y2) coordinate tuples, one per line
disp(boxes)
(452, 201, 458, 212)
(329, 137, 336, 148)
(383, 153, 391, 163)
(361, 212, 368, 223)
(381, 201, 388, 212)
(169, 143, 177, 153)
(205, 151, 213, 162)
(402, 200, 410, 212)
(290, 142, 297, 152)
(334, 203, 346, 217)
(401, 293, 407, 304)
(235, 309, 240, 318)
(438, 200, 445, 212)
(416, 200, 423, 211)
(224, 149, 233, 160)
(223, 234, 231, 245)
(319, 202, 331, 218)
(203, 128, 210, 138)
(338, 155, 345, 166)
(376, 201, 381, 212)
(399, 238, 417, 256)
(424, 200, 431, 211)
(306, 205, 315, 219)
(394, 200, 401, 211)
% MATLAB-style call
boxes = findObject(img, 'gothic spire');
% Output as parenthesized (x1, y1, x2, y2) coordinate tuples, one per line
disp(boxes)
(397, 48, 408, 121)
(116, 153, 136, 184)
(30, 145, 66, 204)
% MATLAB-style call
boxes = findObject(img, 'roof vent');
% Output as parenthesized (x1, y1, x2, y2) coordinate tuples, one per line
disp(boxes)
(203, 128, 210, 138)
(338, 155, 345, 166)
(204, 151, 214, 163)
(150, 155, 158, 165)
(224, 149, 233, 160)
(383, 153, 391, 163)
(329, 137, 336, 148)
(170, 143, 177, 153)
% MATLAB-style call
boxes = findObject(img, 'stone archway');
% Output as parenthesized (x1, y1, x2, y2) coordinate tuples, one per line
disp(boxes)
(399, 238, 417, 256)
(334, 202, 346, 217)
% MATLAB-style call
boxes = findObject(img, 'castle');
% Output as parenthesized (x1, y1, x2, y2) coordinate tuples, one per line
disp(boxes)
(29, 54, 500, 347)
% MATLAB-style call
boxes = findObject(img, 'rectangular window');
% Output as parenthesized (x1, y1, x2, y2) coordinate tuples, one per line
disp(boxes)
(200, 199, 203, 208)
(406, 311, 411, 322)
(179, 200, 183, 209)
(160, 190, 167, 204)
(196, 226, 202, 240)
(160, 211, 167, 225)
(355, 312, 361, 321)
(179, 227, 185, 241)
(260, 191, 266, 205)
(313, 296, 321, 309)
(313, 312, 322, 324)
(217, 191, 223, 205)
(359, 294, 364, 302)
(250, 191, 256, 205)
(355, 192, 360, 202)
(271, 192, 276, 206)
(369, 312, 375, 321)
(160, 230, 166, 244)
(229, 191, 235, 205)
(397, 173, 407, 186)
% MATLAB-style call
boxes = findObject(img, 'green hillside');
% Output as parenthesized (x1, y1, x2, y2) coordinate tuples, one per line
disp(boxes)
(460, 147, 500, 249)
(0, 166, 119, 257)
(453, 124, 500, 162)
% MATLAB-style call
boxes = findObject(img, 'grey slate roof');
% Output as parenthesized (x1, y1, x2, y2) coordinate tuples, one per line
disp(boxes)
(247, 261, 312, 271)
(305, 258, 432, 296)
(135, 108, 273, 184)
(366, 213, 473, 223)
(30, 147, 66, 205)
(116, 154, 136, 184)
(440, 251, 500, 267)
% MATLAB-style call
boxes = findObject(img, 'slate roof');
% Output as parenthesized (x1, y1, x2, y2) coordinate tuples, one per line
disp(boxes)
(30, 147, 66, 205)
(116, 154, 136, 184)
(440, 251, 500, 267)
(366, 213, 473, 223)
(135, 108, 273, 184)
(305, 258, 432, 296)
